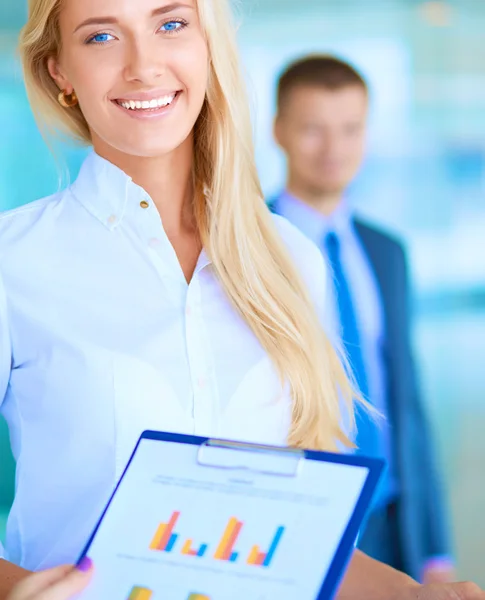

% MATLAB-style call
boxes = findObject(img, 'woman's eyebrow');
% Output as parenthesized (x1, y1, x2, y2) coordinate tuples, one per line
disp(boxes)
(73, 3, 193, 33)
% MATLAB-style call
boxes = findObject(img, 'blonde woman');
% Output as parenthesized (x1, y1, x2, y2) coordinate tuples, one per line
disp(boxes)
(0, 0, 482, 599)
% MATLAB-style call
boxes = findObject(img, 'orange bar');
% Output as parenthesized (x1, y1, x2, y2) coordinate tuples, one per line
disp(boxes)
(247, 545, 260, 565)
(157, 511, 180, 551)
(149, 524, 166, 551)
(182, 539, 193, 555)
(214, 517, 238, 560)
(128, 586, 153, 600)
(221, 521, 243, 561)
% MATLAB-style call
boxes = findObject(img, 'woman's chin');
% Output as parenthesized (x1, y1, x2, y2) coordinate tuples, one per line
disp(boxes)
(94, 130, 194, 161)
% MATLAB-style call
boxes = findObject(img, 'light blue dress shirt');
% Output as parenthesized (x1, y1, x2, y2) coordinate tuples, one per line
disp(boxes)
(274, 192, 456, 576)
(274, 192, 398, 505)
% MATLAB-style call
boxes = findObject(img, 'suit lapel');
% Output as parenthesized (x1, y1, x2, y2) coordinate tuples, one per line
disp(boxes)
(352, 220, 394, 337)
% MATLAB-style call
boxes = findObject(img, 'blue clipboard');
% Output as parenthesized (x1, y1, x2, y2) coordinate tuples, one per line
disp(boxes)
(77, 430, 384, 600)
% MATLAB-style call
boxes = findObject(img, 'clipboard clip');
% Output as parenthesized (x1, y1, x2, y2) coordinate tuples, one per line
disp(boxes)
(197, 439, 304, 478)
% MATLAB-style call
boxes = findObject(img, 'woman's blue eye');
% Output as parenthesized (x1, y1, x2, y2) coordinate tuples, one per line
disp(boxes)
(88, 33, 115, 44)
(160, 21, 183, 32)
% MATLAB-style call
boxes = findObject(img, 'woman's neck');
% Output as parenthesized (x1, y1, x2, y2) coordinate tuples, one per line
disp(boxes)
(92, 134, 201, 283)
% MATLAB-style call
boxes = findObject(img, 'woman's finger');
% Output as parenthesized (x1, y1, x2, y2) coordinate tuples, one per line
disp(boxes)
(8, 565, 73, 599)
(36, 559, 93, 600)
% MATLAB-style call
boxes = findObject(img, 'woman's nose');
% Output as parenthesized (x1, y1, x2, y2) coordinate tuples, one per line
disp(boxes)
(123, 39, 165, 84)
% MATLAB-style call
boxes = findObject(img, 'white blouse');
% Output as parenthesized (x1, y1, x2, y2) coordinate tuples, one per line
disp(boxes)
(0, 151, 327, 572)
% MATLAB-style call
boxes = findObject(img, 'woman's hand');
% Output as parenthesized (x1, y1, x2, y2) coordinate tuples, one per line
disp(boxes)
(6, 558, 93, 600)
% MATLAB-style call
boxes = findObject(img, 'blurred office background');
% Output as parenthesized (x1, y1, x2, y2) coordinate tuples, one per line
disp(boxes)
(0, 0, 484, 584)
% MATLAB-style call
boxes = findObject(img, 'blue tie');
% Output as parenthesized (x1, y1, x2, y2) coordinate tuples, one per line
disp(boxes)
(324, 232, 381, 459)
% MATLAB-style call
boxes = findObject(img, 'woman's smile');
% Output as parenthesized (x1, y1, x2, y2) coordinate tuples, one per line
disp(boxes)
(113, 89, 181, 119)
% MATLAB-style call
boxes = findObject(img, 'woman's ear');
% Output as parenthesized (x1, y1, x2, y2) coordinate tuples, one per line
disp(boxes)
(47, 56, 73, 93)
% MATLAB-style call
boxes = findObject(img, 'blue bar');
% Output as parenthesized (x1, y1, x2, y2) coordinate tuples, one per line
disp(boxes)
(197, 544, 208, 557)
(262, 527, 285, 567)
(165, 533, 178, 552)
(229, 552, 238, 562)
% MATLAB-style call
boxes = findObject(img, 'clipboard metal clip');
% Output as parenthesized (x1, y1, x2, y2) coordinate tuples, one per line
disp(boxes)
(196, 439, 304, 478)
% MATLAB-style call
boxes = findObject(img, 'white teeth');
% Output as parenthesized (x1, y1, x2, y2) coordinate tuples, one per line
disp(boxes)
(160, 94, 174, 106)
(118, 94, 177, 111)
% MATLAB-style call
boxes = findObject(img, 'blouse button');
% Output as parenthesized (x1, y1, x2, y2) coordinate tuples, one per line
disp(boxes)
(140, 200, 150, 209)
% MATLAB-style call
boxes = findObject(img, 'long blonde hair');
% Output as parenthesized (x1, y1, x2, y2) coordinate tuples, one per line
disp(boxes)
(19, 0, 357, 451)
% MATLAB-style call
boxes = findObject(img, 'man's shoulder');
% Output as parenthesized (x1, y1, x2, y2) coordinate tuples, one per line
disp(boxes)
(353, 217, 406, 258)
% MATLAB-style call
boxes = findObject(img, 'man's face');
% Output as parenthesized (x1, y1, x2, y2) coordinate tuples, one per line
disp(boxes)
(275, 84, 368, 196)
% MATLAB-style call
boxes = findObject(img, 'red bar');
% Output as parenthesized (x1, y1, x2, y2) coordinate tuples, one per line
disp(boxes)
(255, 552, 266, 566)
(221, 521, 243, 561)
(158, 511, 180, 551)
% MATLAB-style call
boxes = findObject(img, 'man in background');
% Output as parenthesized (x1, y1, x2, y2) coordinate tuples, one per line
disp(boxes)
(270, 55, 454, 583)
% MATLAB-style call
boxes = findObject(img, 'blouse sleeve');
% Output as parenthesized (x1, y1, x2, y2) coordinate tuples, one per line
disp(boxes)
(0, 267, 11, 410)
(271, 214, 329, 319)
(0, 268, 12, 560)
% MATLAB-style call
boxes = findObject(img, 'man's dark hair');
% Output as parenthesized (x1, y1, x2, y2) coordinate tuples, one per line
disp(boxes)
(277, 55, 368, 113)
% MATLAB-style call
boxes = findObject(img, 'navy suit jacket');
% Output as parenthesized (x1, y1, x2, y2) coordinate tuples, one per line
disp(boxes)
(270, 199, 453, 579)
(353, 219, 452, 578)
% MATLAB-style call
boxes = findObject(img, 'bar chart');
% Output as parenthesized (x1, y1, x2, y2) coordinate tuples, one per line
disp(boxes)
(149, 511, 285, 568)
(127, 586, 153, 600)
(181, 540, 209, 557)
(126, 586, 210, 600)
(246, 526, 285, 568)
(149, 511, 180, 552)
(213, 517, 243, 563)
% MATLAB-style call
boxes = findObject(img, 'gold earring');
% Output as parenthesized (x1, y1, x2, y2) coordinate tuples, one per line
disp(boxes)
(58, 90, 78, 108)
